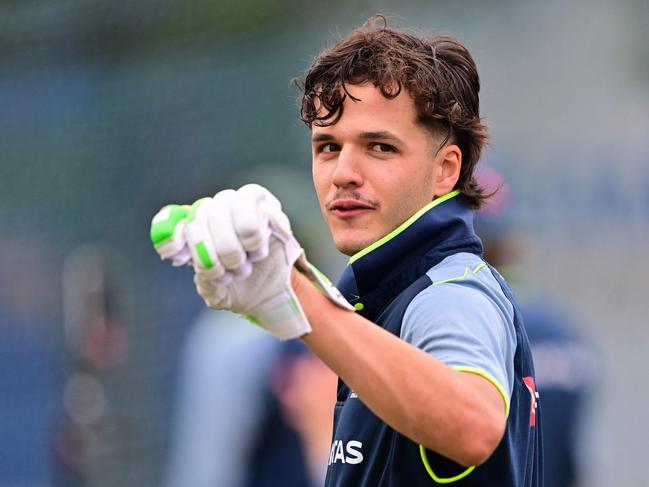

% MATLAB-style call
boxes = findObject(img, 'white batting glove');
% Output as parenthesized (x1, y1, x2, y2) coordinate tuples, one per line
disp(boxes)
(150, 184, 353, 340)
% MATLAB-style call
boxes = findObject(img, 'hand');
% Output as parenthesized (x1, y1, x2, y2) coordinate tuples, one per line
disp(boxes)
(151, 184, 353, 340)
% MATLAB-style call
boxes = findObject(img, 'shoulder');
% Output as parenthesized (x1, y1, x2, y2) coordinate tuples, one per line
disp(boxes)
(419, 252, 514, 318)
(401, 252, 515, 347)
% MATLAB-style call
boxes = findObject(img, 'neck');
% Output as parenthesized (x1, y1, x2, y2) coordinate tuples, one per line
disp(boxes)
(337, 192, 483, 319)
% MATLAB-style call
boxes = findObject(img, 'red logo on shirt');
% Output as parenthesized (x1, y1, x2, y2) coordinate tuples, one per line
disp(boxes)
(522, 376, 539, 427)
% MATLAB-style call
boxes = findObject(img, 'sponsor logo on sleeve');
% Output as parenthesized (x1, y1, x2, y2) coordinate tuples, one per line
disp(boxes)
(523, 376, 539, 426)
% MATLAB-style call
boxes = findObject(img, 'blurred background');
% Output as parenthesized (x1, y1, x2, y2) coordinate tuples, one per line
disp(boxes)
(1, 0, 648, 486)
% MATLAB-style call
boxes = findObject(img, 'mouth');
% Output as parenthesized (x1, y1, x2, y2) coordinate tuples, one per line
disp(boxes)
(328, 199, 376, 220)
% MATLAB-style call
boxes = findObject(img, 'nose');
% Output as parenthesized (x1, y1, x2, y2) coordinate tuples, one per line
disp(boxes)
(331, 146, 363, 189)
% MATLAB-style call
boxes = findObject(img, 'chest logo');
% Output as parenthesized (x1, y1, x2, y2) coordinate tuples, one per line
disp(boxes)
(328, 440, 364, 465)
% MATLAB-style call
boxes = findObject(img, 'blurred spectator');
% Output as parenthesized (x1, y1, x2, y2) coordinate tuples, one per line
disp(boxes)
(476, 166, 596, 487)
(163, 310, 278, 487)
(52, 246, 130, 486)
(271, 343, 337, 485)
(0, 239, 64, 487)
(164, 310, 335, 487)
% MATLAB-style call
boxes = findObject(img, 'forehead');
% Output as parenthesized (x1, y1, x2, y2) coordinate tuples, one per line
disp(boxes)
(312, 83, 421, 137)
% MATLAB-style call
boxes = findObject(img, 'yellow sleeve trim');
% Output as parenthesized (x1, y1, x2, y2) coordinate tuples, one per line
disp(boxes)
(418, 366, 510, 483)
(419, 446, 475, 483)
(452, 366, 511, 418)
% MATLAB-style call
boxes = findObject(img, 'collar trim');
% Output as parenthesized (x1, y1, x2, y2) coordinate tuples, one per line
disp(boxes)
(348, 190, 462, 264)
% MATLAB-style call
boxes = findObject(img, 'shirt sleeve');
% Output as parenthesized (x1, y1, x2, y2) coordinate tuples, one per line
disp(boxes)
(400, 280, 516, 403)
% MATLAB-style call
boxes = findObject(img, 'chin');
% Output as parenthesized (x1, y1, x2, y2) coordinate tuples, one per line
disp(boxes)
(335, 243, 361, 257)
(332, 232, 374, 257)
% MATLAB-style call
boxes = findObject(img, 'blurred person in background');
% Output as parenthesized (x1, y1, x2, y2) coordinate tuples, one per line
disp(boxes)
(163, 310, 277, 487)
(163, 313, 336, 487)
(270, 342, 337, 485)
(247, 340, 337, 487)
(0, 239, 64, 487)
(52, 246, 130, 486)
(476, 166, 596, 487)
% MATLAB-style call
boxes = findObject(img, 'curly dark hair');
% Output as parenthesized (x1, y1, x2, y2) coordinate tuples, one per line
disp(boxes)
(296, 16, 490, 209)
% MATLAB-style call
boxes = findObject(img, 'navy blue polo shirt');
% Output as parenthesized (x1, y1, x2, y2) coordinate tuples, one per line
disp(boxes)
(325, 191, 543, 486)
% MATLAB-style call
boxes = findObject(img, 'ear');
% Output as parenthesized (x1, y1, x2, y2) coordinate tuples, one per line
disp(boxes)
(434, 144, 462, 197)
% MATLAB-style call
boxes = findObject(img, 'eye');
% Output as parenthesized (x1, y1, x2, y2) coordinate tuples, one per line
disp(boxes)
(318, 143, 340, 153)
(371, 143, 396, 153)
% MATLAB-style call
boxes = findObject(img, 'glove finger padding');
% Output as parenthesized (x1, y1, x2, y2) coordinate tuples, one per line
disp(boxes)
(150, 204, 192, 266)
(185, 201, 227, 279)
(233, 184, 275, 256)
(207, 189, 248, 271)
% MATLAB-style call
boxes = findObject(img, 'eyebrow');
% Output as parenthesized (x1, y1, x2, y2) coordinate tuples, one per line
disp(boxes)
(311, 133, 336, 143)
(311, 131, 404, 144)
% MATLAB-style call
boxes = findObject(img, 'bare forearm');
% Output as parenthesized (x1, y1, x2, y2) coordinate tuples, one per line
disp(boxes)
(294, 270, 505, 466)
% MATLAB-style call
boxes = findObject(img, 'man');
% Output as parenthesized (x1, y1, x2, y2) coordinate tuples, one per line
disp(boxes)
(151, 18, 542, 486)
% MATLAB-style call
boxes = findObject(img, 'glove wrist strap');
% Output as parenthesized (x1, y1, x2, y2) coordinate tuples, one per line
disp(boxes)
(295, 255, 354, 312)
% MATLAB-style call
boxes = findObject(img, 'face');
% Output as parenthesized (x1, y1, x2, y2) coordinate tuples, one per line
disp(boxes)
(311, 83, 460, 256)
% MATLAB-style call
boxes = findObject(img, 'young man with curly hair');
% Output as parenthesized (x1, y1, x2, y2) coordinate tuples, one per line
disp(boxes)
(152, 17, 542, 487)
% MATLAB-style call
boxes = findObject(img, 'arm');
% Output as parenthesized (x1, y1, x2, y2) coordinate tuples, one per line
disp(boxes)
(292, 269, 507, 467)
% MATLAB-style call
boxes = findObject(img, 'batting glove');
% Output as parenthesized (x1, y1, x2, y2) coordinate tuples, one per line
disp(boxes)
(150, 184, 353, 340)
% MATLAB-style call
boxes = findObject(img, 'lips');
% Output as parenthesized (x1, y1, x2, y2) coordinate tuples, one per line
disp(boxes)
(329, 199, 376, 219)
